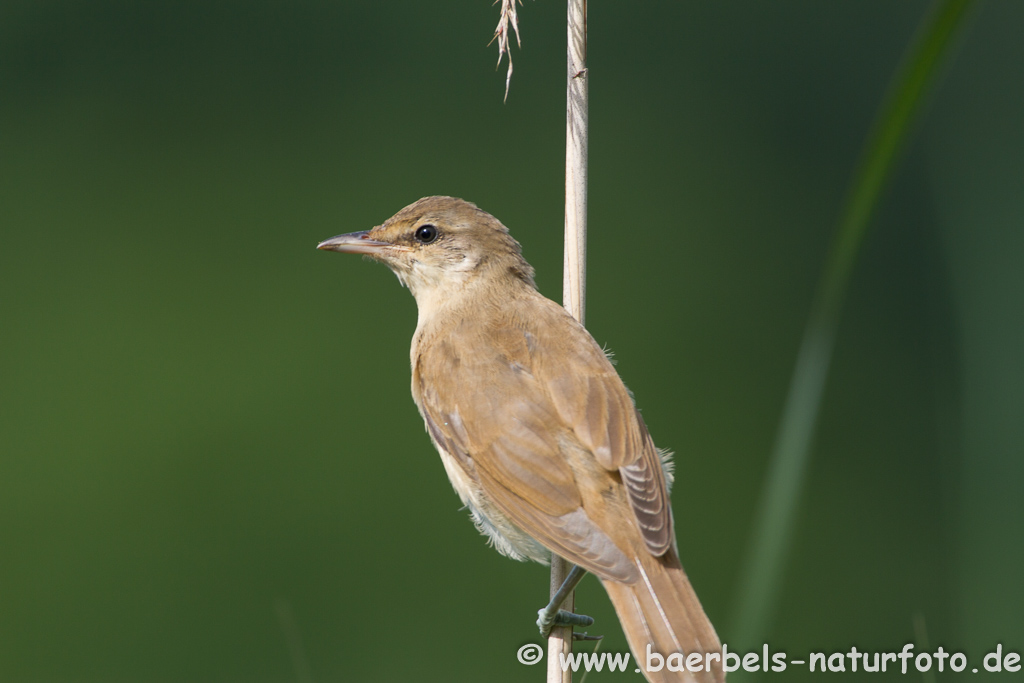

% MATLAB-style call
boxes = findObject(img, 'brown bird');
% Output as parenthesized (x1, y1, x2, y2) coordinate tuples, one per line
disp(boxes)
(318, 196, 723, 683)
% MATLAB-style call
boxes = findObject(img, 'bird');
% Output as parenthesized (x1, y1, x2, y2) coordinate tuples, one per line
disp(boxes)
(318, 196, 723, 683)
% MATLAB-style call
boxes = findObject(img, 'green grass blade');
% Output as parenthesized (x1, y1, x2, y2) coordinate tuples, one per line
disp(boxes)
(730, 0, 977, 651)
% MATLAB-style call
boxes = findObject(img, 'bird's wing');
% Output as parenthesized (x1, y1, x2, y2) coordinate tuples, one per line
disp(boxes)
(416, 324, 637, 582)
(532, 304, 675, 557)
(415, 295, 674, 575)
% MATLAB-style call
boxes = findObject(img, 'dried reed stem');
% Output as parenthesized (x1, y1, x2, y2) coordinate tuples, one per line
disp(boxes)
(550, 2, 588, 682)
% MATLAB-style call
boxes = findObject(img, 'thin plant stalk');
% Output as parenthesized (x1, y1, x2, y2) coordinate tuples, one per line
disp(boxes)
(731, 0, 976, 651)
(549, 0, 588, 682)
(563, 0, 588, 324)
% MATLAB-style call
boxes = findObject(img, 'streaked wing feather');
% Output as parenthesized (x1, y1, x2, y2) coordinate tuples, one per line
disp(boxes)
(619, 415, 673, 555)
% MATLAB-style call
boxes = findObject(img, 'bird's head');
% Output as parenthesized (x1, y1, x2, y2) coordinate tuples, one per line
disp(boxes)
(318, 196, 536, 309)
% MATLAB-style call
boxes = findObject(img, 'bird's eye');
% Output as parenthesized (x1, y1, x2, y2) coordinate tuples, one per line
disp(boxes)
(414, 224, 439, 244)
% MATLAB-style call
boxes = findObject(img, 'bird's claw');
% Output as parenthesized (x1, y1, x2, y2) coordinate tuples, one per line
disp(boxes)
(537, 608, 595, 637)
(573, 631, 604, 641)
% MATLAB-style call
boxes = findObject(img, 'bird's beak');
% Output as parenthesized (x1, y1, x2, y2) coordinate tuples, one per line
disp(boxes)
(316, 231, 392, 255)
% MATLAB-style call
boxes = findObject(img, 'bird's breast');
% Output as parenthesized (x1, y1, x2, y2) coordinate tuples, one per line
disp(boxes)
(410, 331, 552, 566)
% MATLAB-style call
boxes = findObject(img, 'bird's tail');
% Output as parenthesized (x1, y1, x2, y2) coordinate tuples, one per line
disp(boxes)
(601, 550, 724, 683)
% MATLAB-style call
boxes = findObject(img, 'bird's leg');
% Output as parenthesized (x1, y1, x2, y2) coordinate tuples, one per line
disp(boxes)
(536, 564, 600, 640)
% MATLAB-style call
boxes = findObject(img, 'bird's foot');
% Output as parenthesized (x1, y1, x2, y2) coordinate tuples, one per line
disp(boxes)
(537, 608, 595, 637)
(536, 564, 601, 638)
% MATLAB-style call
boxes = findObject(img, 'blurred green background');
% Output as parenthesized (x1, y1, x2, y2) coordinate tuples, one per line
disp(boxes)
(1, 1, 1021, 681)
